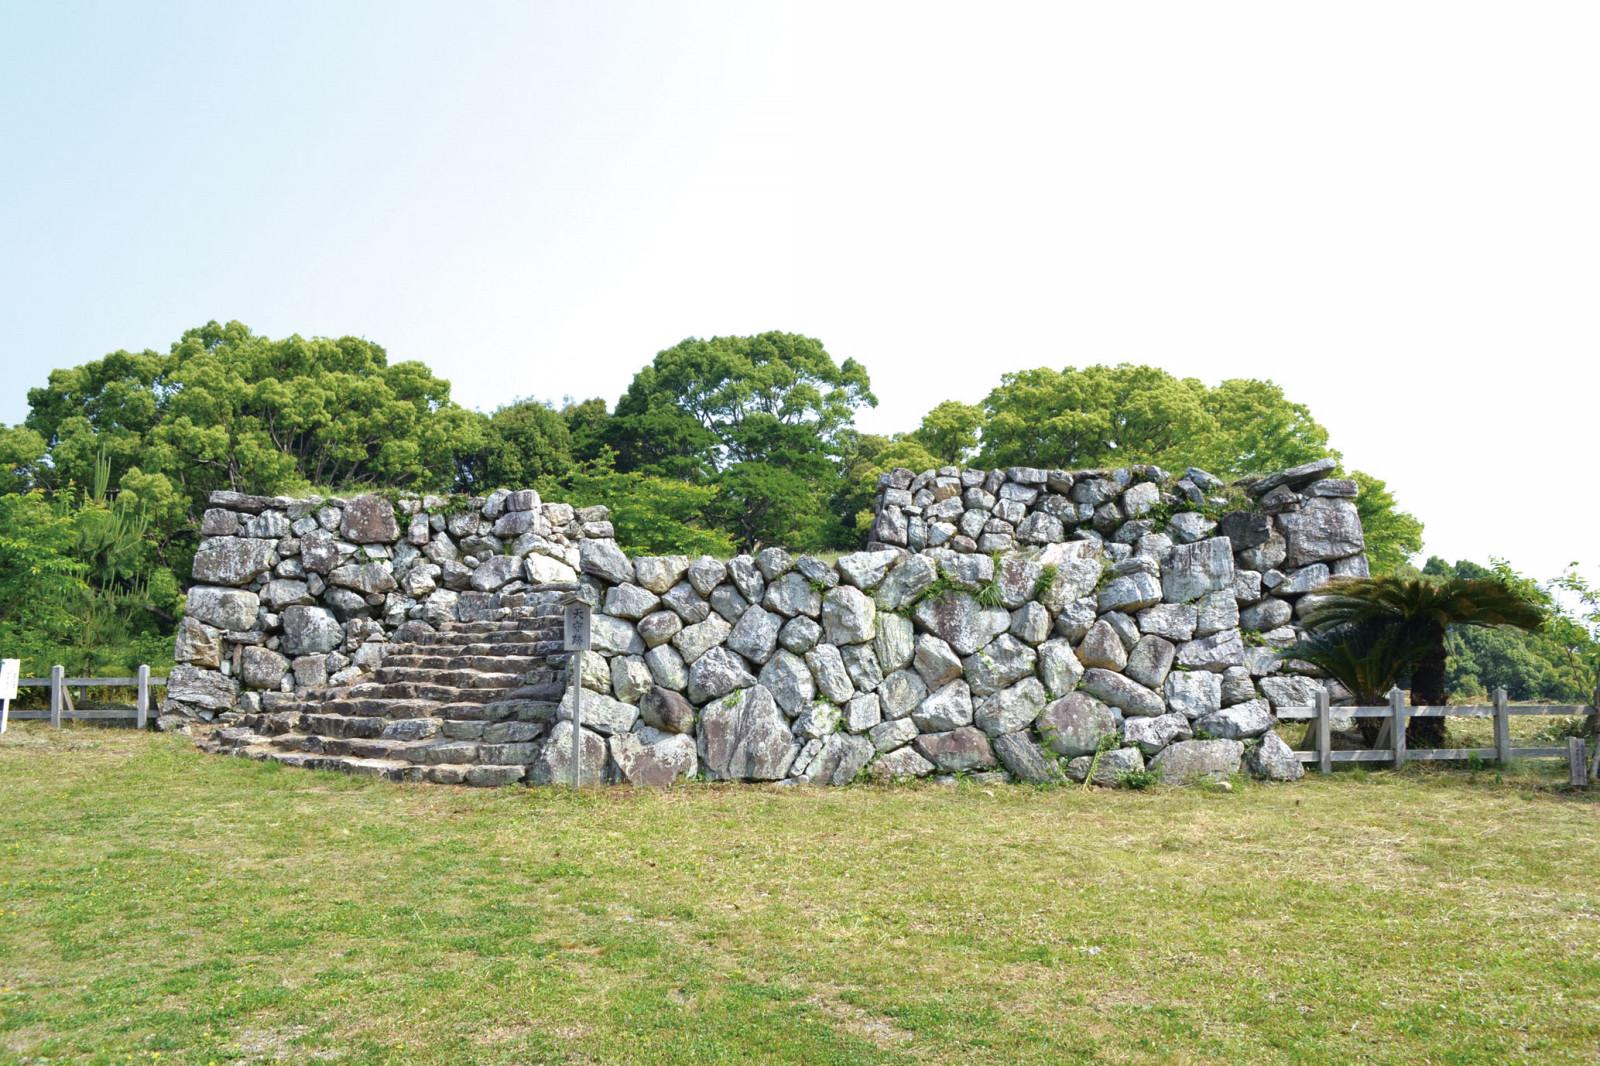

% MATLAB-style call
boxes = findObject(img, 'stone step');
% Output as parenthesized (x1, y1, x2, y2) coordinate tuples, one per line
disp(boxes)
(342, 682, 506, 704)
(382, 642, 556, 660)
(372, 667, 526, 689)
(377, 654, 548, 673)
(413, 629, 560, 648)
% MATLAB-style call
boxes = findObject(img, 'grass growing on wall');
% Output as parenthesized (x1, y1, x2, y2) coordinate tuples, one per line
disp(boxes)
(0, 726, 1597, 1064)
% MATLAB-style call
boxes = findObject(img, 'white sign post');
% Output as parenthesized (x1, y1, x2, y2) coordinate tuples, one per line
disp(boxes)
(0, 659, 19, 735)
(562, 602, 592, 787)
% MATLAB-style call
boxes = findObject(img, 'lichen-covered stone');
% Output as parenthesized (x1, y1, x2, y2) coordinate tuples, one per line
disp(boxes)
(1194, 698, 1273, 740)
(1123, 635, 1176, 690)
(1150, 738, 1244, 783)
(727, 605, 782, 665)
(1162, 537, 1235, 604)
(1079, 668, 1165, 717)
(686, 646, 756, 704)
(821, 586, 876, 645)
(992, 731, 1067, 784)
(914, 726, 996, 772)
(876, 669, 927, 719)
(1065, 746, 1145, 787)
(1245, 732, 1304, 780)
(913, 679, 974, 732)
(805, 643, 855, 703)
(609, 729, 698, 786)
(872, 612, 915, 672)
(1123, 712, 1193, 755)
(758, 649, 816, 714)
(1036, 692, 1119, 756)
(192, 537, 276, 587)
(699, 686, 800, 781)
(281, 605, 343, 655)
(639, 685, 696, 733)
(186, 586, 261, 632)
(974, 677, 1047, 736)
(913, 634, 963, 689)
(1075, 621, 1128, 672)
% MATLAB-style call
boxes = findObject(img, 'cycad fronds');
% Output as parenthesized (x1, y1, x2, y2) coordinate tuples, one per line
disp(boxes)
(1299, 576, 1546, 637)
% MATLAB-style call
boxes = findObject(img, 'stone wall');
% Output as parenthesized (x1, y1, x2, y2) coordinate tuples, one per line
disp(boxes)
(563, 457, 1365, 786)
(174, 457, 1368, 787)
(162, 488, 608, 727)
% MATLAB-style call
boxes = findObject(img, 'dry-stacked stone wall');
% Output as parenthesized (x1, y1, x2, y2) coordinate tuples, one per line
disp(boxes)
(161, 488, 608, 727)
(173, 457, 1368, 787)
(553, 458, 1365, 786)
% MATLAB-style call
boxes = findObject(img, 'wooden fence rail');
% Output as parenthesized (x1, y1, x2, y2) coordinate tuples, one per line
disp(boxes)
(5, 665, 166, 729)
(1277, 685, 1598, 785)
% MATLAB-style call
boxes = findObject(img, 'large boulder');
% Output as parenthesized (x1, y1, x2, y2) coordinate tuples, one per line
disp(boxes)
(805, 644, 856, 703)
(332, 561, 398, 595)
(974, 677, 1047, 737)
(1161, 537, 1235, 604)
(633, 555, 691, 595)
(1194, 698, 1273, 740)
(185, 586, 261, 632)
(529, 721, 609, 787)
(558, 687, 640, 736)
(1149, 738, 1244, 783)
(1075, 620, 1127, 671)
(758, 650, 816, 714)
(280, 605, 343, 655)
(173, 617, 222, 668)
(873, 612, 915, 673)
(686, 647, 756, 704)
(1277, 497, 1365, 568)
(914, 591, 1006, 656)
(793, 733, 874, 785)
(1079, 669, 1165, 717)
(1036, 638, 1084, 698)
(1123, 712, 1193, 756)
(1066, 746, 1145, 786)
(166, 664, 238, 711)
(914, 726, 997, 772)
(1036, 692, 1119, 756)
(727, 605, 782, 664)
(639, 686, 696, 733)
(609, 729, 698, 786)
(339, 495, 401, 543)
(698, 686, 800, 780)
(962, 634, 1036, 697)
(1164, 670, 1223, 719)
(191, 537, 276, 586)
(821, 586, 876, 645)
(866, 745, 936, 781)
(764, 572, 822, 618)
(239, 646, 289, 690)
(837, 550, 900, 591)
(579, 538, 634, 585)
(992, 732, 1067, 784)
(913, 679, 974, 732)
(1246, 732, 1305, 781)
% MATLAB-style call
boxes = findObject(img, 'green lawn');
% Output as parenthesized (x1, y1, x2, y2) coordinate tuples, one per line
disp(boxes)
(1, 726, 1597, 1065)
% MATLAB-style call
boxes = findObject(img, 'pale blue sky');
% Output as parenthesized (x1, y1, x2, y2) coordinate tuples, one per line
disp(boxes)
(2, 2, 1596, 582)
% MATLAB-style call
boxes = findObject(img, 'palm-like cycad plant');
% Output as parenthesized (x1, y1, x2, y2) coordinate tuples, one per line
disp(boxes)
(1291, 575, 1546, 744)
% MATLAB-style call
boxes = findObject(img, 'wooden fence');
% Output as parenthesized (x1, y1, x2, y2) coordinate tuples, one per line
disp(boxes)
(6, 665, 165, 729)
(1278, 686, 1599, 785)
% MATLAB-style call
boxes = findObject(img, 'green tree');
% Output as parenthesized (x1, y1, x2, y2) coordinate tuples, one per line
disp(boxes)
(553, 453, 734, 557)
(561, 397, 612, 465)
(976, 364, 1329, 477)
(1351, 471, 1423, 576)
(0, 492, 90, 678)
(907, 401, 985, 465)
(25, 321, 483, 512)
(460, 399, 572, 490)
(606, 332, 875, 550)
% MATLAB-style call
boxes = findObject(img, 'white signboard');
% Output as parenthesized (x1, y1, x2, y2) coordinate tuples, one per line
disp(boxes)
(563, 603, 592, 652)
(0, 658, 16, 734)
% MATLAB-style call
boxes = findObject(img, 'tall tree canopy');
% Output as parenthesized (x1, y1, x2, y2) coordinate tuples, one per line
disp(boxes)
(459, 398, 573, 490)
(973, 364, 1329, 477)
(25, 320, 483, 513)
(605, 332, 877, 550)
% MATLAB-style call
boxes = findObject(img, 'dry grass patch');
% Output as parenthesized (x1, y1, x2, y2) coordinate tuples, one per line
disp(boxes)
(0, 725, 1597, 1064)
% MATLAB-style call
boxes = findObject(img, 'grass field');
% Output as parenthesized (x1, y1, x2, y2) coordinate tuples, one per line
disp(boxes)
(1, 725, 1597, 1064)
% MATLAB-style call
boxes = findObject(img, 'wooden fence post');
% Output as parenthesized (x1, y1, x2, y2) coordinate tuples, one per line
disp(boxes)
(1389, 686, 1407, 768)
(1570, 738, 1590, 788)
(1493, 687, 1511, 765)
(136, 664, 150, 730)
(1316, 688, 1332, 774)
(49, 665, 64, 729)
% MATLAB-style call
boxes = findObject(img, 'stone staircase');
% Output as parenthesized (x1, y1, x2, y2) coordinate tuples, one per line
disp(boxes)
(202, 592, 572, 785)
